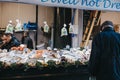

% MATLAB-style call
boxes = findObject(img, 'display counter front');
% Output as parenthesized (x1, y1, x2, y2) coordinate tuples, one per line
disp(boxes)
(0, 65, 89, 80)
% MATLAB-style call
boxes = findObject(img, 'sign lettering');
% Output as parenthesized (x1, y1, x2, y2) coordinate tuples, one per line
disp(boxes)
(1, 0, 120, 11)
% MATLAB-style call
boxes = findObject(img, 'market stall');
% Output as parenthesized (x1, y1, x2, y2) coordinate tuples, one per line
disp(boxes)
(0, 0, 120, 80)
(0, 47, 90, 80)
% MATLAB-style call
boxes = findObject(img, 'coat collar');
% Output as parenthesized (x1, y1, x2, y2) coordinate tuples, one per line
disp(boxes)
(102, 27, 114, 32)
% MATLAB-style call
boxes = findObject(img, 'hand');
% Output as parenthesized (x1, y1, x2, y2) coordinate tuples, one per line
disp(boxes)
(2, 40, 6, 45)
(0, 40, 6, 48)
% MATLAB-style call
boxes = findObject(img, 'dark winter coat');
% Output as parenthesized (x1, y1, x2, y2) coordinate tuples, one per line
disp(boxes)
(21, 36, 33, 49)
(89, 27, 120, 80)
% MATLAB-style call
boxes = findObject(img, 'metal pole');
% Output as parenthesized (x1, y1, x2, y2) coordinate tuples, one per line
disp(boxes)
(35, 5, 38, 49)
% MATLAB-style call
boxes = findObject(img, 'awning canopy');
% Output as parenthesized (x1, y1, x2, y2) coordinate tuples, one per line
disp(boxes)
(0, 0, 120, 11)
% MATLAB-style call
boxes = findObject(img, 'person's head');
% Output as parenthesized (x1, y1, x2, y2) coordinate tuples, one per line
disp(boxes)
(2, 33, 12, 43)
(101, 21, 114, 31)
(23, 31, 29, 37)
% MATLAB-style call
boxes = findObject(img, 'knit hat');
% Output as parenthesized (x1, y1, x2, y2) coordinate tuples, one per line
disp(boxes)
(101, 21, 114, 30)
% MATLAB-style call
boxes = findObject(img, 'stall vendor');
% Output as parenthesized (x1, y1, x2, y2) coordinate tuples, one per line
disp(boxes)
(21, 31, 33, 49)
(0, 33, 20, 51)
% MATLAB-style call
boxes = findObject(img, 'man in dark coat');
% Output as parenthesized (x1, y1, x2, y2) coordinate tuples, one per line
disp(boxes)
(89, 21, 120, 80)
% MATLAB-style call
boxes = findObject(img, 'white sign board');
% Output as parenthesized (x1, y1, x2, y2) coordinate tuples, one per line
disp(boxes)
(1, 0, 120, 11)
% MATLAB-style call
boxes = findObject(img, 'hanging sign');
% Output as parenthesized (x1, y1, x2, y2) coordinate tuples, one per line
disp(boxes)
(43, 21, 49, 33)
(61, 24, 68, 37)
(5, 20, 14, 34)
(1, 0, 120, 11)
